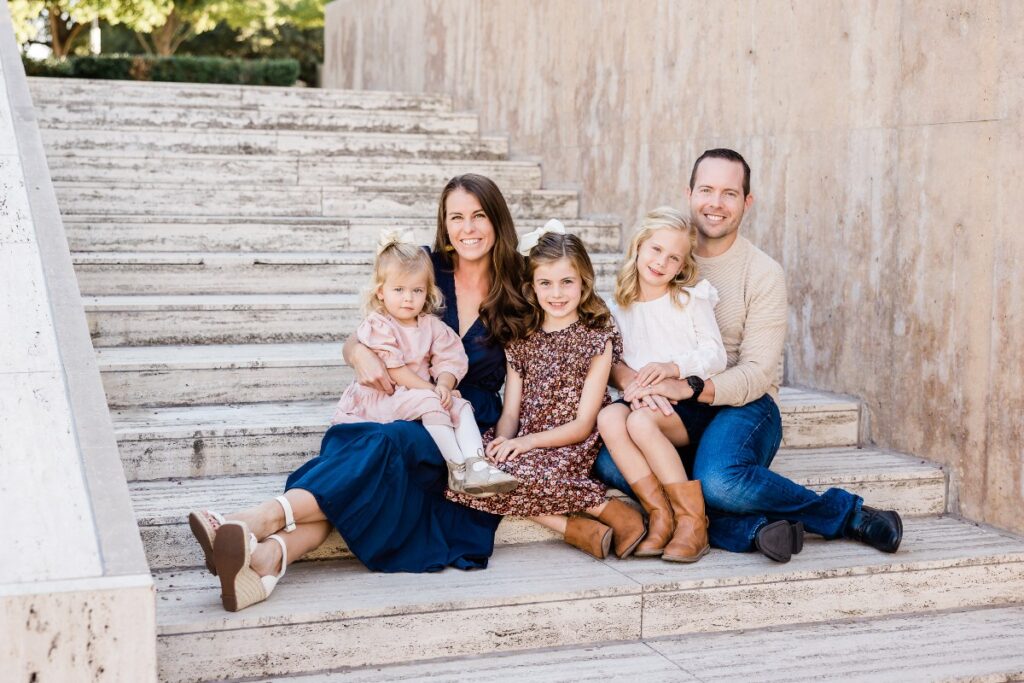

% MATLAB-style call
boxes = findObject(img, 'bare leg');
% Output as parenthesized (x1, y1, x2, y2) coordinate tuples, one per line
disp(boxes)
(250, 520, 332, 578)
(626, 409, 690, 485)
(598, 403, 653, 485)
(530, 514, 568, 534)
(200, 489, 327, 541)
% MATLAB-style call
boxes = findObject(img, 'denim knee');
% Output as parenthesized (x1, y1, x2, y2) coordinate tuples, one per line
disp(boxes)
(698, 466, 754, 514)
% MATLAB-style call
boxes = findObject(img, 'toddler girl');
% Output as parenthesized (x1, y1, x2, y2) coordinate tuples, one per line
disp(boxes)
(597, 207, 727, 563)
(332, 230, 519, 497)
(448, 222, 646, 560)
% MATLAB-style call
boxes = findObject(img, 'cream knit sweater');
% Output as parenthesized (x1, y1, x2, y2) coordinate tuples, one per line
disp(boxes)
(694, 236, 787, 407)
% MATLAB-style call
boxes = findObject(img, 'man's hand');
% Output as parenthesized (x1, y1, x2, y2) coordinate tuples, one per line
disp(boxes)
(351, 344, 395, 395)
(635, 362, 680, 387)
(434, 383, 453, 410)
(486, 435, 535, 462)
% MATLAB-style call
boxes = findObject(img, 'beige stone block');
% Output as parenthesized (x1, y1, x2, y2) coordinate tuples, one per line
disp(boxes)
(899, 0, 1002, 126)
(0, 371, 102, 583)
(0, 244, 62, 373)
(1, 580, 156, 682)
(0, 157, 33, 245)
(886, 121, 999, 519)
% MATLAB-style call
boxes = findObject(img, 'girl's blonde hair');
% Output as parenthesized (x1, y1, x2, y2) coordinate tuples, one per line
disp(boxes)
(364, 235, 444, 317)
(614, 206, 699, 308)
(520, 232, 612, 338)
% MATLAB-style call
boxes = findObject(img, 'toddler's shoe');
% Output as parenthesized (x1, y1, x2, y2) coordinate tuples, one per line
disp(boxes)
(464, 453, 520, 496)
(446, 459, 469, 493)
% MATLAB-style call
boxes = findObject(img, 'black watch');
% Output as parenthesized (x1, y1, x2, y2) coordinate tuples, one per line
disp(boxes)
(684, 375, 704, 402)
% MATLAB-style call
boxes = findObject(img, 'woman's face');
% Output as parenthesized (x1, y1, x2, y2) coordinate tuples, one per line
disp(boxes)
(444, 188, 496, 265)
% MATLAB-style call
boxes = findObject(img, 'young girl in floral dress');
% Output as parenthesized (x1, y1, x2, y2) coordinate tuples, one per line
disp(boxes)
(448, 222, 647, 559)
(597, 207, 726, 563)
(332, 230, 519, 497)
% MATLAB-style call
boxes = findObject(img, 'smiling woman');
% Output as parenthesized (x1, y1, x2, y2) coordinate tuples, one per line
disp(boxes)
(187, 175, 533, 612)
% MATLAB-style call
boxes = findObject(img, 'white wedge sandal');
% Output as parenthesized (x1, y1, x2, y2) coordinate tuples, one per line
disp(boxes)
(214, 522, 288, 612)
(187, 509, 226, 576)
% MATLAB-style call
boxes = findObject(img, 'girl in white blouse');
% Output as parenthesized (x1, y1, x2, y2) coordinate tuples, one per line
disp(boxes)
(596, 207, 726, 563)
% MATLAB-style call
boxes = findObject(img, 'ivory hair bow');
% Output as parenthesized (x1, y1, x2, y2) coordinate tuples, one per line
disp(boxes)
(376, 228, 417, 255)
(517, 218, 566, 255)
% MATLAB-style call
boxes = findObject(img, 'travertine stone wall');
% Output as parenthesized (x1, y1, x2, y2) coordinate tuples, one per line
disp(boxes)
(325, 0, 1024, 534)
(1, 3, 156, 678)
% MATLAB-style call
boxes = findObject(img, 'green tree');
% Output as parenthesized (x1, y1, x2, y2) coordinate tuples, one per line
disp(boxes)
(9, 0, 156, 57)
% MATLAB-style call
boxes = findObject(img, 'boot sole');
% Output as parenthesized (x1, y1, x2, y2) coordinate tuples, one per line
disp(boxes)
(662, 544, 710, 563)
(616, 529, 648, 559)
(214, 522, 249, 612)
(634, 548, 665, 558)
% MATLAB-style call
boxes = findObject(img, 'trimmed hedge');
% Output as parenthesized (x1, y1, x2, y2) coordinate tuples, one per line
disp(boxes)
(22, 55, 300, 86)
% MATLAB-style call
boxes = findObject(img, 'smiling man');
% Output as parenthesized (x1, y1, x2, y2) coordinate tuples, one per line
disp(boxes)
(594, 148, 903, 561)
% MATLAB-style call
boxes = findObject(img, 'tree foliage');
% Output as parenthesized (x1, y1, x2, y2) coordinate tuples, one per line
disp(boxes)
(12, 1, 327, 57)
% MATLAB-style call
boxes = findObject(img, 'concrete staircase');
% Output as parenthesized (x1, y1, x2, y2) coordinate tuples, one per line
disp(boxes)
(31, 77, 1024, 682)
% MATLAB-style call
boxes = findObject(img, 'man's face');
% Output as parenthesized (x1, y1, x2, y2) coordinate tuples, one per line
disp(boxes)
(688, 157, 753, 242)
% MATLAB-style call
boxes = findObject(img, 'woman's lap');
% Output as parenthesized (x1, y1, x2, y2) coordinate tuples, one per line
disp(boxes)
(286, 420, 501, 573)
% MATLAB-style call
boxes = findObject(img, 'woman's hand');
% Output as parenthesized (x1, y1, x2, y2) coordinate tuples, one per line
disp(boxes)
(350, 343, 394, 395)
(486, 435, 534, 462)
(635, 362, 679, 387)
(434, 383, 453, 410)
(624, 378, 690, 416)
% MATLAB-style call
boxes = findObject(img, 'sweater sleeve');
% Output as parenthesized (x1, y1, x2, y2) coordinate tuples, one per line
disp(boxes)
(672, 281, 728, 380)
(710, 262, 787, 406)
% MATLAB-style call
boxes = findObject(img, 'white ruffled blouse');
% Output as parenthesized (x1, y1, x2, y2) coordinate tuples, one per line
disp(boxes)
(608, 279, 727, 380)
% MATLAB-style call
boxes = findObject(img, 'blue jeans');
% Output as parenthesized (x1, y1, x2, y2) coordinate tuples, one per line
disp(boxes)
(592, 394, 861, 552)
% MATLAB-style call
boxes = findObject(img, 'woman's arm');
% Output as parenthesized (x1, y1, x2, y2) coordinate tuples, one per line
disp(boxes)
(343, 333, 395, 395)
(491, 341, 613, 461)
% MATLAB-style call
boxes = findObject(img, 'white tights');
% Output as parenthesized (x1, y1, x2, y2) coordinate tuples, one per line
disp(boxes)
(423, 403, 483, 465)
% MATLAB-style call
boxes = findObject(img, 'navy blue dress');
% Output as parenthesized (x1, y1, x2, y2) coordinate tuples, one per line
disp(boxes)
(285, 251, 504, 572)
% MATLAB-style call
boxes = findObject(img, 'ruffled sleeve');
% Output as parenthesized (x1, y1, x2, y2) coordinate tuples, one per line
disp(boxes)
(673, 279, 727, 379)
(588, 322, 622, 365)
(505, 338, 527, 376)
(426, 315, 469, 383)
(355, 313, 406, 368)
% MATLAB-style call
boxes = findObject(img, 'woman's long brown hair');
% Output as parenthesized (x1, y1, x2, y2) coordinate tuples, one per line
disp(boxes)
(434, 174, 529, 345)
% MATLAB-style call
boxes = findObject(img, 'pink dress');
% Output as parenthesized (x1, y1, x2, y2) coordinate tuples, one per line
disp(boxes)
(332, 312, 471, 428)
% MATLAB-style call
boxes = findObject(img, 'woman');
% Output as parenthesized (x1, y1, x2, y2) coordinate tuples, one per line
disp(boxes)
(189, 174, 531, 612)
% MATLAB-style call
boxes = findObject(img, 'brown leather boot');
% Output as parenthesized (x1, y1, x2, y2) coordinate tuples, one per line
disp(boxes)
(662, 480, 710, 563)
(596, 498, 647, 559)
(631, 475, 675, 557)
(564, 517, 613, 559)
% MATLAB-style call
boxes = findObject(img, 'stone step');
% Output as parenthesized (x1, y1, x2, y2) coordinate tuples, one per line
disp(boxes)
(294, 604, 1024, 682)
(28, 77, 454, 112)
(55, 184, 579, 218)
(114, 387, 861, 480)
(66, 215, 619, 255)
(40, 127, 508, 160)
(152, 517, 1024, 682)
(132, 447, 944, 571)
(96, 342, 349, 408)
(47, 156, 544, 191)
(72, 252, 622, 296)
(34, 101, 480, 136)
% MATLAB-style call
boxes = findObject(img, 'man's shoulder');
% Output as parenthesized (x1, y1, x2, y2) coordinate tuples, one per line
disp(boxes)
(742, 238, 785, 281)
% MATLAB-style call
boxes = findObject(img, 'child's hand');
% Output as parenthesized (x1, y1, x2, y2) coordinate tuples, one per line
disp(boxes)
(434, 383, 452, 410)
(635, 362, 679, 387)
(487, 435, 533, 462)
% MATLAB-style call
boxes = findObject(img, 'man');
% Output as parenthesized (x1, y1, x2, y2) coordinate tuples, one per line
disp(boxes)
(594, 148, 902, 562)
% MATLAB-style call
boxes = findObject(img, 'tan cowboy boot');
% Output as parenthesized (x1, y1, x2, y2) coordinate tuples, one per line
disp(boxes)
(662, 480, 710, 563)
(564, 517, 613, 559)
(596, 498, 647, 559)
(631, 475, 675, 557)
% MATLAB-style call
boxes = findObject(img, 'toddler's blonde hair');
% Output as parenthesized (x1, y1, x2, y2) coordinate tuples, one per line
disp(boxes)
(614, 206, 699, 309)
(363, 233, 444, 317)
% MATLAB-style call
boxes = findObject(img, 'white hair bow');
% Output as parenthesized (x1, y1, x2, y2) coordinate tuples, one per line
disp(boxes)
(376, 228, 417, 255)
(517, 219, 566, 255)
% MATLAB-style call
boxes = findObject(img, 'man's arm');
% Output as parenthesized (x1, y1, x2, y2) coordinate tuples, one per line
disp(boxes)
(708, 262, 787, 406)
